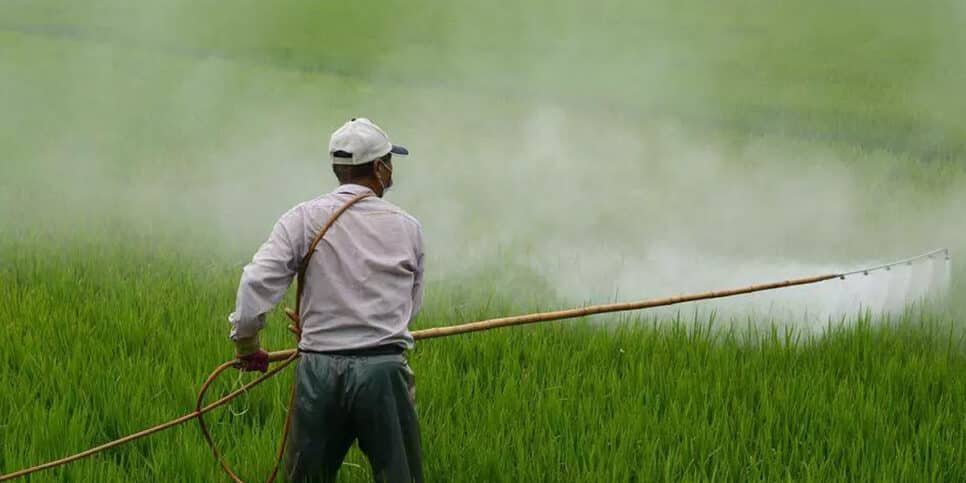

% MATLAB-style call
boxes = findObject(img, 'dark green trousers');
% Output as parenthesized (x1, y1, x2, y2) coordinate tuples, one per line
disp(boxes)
(286, 352, 423, 483)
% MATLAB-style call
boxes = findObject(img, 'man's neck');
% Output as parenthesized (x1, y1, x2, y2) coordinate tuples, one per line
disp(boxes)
(346, 179, 383, 198)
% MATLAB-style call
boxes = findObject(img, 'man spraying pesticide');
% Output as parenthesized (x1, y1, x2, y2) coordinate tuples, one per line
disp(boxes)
(1, 123, 952, 483)
(229, 118, 424, 483)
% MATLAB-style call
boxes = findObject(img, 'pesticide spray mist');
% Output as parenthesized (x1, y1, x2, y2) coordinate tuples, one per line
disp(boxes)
(1, 1, 963, 330)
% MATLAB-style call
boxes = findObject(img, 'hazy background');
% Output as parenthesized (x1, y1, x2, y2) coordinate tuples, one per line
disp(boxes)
(2, 0, 964, 326)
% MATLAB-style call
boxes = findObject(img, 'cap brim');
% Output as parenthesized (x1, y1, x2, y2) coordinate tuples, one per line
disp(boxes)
(390, 144, 409, 156)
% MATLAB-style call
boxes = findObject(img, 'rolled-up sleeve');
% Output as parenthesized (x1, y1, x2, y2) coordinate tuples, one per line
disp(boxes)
(228, 214, 299, 340)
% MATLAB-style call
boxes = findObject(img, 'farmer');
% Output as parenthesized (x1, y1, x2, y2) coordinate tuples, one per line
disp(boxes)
(227, 118, 425, 483)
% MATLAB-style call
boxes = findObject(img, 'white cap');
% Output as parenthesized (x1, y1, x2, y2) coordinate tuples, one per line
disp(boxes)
(328, 118, 409, 166)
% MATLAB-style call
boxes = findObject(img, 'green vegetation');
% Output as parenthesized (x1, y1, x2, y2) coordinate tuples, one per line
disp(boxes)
(3, 242, 966, 481)
(2, 0, 965, 481)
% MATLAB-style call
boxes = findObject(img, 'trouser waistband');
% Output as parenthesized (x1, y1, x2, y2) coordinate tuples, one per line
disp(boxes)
(299, 344, 405, 357)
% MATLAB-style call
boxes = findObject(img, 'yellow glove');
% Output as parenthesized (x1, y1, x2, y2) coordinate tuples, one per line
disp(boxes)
(233, 335, 261, 357)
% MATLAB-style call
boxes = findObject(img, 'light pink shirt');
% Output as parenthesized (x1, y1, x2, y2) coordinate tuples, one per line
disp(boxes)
(228, 184, 424, 352)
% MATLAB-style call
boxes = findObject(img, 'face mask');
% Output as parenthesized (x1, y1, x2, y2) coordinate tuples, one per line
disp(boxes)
(376, 159, 394, 192)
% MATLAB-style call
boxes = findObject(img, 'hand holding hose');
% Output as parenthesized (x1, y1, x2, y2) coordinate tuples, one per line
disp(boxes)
(233, 337, 270, 373)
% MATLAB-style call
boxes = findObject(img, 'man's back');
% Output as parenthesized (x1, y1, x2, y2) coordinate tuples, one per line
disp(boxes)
(287, 184, 424, 352)
(228, 183, 424, 353)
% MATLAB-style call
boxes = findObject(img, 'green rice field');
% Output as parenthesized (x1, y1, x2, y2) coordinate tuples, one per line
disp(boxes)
(2, 1, 966, 481)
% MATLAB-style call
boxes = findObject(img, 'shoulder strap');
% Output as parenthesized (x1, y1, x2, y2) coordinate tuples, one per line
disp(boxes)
(292, 191, 373, 333)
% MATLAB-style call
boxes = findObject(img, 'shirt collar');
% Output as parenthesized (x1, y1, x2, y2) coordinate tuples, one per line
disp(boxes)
(334, 183, 377, 196)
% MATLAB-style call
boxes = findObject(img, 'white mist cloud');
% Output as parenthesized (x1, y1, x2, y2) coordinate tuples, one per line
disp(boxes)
(2, 2, 963, 328)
